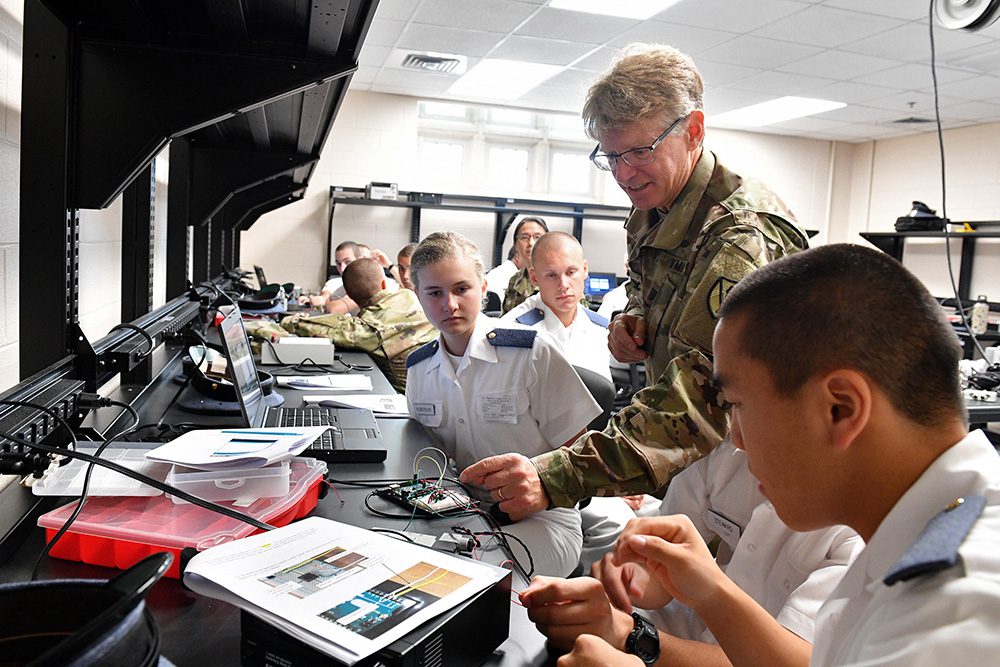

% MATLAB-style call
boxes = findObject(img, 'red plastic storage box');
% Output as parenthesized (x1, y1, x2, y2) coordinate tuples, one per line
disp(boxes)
(37, 457, 327, 579)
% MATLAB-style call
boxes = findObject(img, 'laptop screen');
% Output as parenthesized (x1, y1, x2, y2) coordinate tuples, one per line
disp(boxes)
(218, 307, 268, 428)
(584, 273, 616, 297)
(254, 265, 268, 290)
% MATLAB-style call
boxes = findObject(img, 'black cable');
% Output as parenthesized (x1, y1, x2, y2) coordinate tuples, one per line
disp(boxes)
(0, 423, 274, 531)
(370, 528, 416, 543)
(929, 0, 988, 360)
(196, 282, 238, 308)
(103, 399, 141, 441)
(108, 323, 154, 359)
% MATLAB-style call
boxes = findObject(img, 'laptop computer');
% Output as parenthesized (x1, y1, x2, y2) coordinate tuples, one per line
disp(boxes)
(584, 273, 617, 301)
(217, 307, 387, 463)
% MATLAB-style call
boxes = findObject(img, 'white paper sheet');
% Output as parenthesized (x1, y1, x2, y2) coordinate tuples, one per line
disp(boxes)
(276, 375, 374, 391)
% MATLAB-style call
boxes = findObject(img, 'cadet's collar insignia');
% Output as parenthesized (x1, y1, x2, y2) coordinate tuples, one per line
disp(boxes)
(585, 309, 609, 328)
(405, 339, 439, 367)
(883, 494, 987, 586)
(707, 277, 739, 320)
(486, 328, 537, 348)
(515, 308, 545, 326)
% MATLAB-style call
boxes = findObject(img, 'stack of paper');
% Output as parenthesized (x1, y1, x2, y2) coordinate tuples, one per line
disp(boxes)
(183, 516, 508, 665)
(276, 375, 374, 391)
(145, 427, 331, 470)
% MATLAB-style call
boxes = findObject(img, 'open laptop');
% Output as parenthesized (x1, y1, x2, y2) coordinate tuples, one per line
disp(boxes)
(584, 272, 617, 301)
(217, 307, 387, 463)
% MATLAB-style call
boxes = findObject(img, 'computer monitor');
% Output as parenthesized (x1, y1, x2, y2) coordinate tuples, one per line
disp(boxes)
(584, 272, 617, 298)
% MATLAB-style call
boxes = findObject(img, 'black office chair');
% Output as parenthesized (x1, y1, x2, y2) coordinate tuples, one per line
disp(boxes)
(573, 365, 616, 431)
(482, 291, 502, 317)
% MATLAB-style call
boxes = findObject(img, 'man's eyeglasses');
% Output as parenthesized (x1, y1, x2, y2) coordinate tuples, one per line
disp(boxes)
(589, 115, 686, 172)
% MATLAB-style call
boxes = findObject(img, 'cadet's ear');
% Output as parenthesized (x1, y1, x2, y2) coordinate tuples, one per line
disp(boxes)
(529, 267, 539, 287)
(822, 369, 871, 451)
(685, 110, 705, 150)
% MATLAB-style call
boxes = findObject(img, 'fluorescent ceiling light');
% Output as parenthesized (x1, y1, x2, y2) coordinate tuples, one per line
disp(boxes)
(448, 59, 564, 100)
(548, 0, 683, 20)
(707, 96, 847, 128)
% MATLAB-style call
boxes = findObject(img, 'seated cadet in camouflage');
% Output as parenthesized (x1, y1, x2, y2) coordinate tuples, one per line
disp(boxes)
(462, 43, 808, 516)
(281, 258, 437, 392)
(500, 217, 547, 314)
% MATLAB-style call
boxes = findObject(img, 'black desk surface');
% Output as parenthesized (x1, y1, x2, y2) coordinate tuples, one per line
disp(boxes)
(0, 350, 554, 666)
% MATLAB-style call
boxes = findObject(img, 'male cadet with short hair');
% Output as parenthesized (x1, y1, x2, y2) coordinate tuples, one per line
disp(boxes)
(463, 43, 808, 522)
(282, 258, 435, 392)
(502, 232, 611, 382)
(557, 244, 1000, 666)
(405, 231, 600, 577)
(501, 216, 549, 314)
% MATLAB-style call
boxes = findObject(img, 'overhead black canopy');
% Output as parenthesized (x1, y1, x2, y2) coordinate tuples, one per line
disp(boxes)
(20, 0, 379, 376)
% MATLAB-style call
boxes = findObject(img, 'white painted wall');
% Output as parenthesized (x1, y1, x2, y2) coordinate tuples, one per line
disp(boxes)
(0, 0, 20, 391)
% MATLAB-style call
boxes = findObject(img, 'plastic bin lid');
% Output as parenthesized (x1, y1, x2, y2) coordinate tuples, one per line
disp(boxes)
(38, 457, 327, 551)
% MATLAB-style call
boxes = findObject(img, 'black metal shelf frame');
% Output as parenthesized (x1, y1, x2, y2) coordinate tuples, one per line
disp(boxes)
(327, 185, 633, 274)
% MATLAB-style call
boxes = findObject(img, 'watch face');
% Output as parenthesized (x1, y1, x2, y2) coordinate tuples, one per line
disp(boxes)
(634, 630, 659, 661)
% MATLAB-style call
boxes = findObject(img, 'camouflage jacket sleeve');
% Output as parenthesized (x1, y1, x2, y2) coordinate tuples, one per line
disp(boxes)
(532, 348, 729, 507)
(282, 313, 372, 350)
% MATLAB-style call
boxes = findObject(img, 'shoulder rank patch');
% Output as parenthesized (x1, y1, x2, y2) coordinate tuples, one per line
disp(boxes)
(585, 309, 609, 328)
(707, 276, 739, 320)
(515, 309, 545, 326)
(405, 339, 439, 368)
(884, 494, 987, 586)
(486, 328, 537, 348)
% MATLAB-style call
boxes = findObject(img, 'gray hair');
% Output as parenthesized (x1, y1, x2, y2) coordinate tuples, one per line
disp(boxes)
(582, 43, 704, 139)
(410, 232, 485, 289)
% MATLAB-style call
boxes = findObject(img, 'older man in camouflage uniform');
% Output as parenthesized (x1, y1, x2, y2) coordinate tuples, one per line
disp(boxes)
(463, 43, 808, 512)
(281, 258, 437, 392)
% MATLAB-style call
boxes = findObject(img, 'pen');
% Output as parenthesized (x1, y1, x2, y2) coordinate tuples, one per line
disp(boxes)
(221, 430, 304, 436)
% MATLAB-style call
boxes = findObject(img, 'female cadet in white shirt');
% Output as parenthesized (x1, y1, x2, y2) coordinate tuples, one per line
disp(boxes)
(405, 231, 601, 577)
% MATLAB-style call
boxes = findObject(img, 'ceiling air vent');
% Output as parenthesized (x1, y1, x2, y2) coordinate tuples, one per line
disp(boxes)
(401, 53, 464, 74)
(892, 116, 934, 124)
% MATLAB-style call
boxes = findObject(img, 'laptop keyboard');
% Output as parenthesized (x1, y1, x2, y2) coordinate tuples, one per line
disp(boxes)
(277, 408, 340, 450)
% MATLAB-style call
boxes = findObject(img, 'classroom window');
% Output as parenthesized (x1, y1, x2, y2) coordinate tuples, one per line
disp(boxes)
(487, 145, 530, 193)
(549, 150, 592, 196)
(419, 139, 466, 188)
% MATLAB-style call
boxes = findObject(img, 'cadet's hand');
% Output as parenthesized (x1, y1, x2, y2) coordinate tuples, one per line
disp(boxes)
(557, 635, 644, 667)
(613, 515, 727, 613)
(591, 552, 672, 613)
(459, 453, 550, 519)
(608, 315, 648, 363)
(623, 495, 645, 511)
(519, 577, 633, 651)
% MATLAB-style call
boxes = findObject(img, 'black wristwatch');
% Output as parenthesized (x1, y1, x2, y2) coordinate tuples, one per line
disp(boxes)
(625, 612, 660, 665)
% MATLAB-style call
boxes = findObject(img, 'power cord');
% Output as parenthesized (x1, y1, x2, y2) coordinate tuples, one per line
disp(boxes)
(929, 0, 989, 360)
(107, 323, 155, 359)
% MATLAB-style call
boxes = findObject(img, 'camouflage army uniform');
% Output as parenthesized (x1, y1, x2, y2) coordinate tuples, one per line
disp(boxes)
(533, 150, 809, 507)
(501, 267, 536, 314)
(501, 267, 589, 315)
(281, 289, 437, 392)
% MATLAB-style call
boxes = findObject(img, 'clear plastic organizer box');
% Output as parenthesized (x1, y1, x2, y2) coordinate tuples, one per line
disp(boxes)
(37, 457, 327, 579)
(166, 460, 291, 505)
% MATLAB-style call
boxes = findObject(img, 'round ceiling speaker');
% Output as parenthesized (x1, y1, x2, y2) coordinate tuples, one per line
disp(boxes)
(935, 0, 1000, 31)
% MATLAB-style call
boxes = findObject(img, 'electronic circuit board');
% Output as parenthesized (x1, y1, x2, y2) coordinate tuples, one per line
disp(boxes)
(375, 480, 473, 515)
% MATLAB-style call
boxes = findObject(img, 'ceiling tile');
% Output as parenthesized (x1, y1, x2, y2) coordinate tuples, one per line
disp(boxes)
(854, 62, 978, 89)
(515, 8, 638, 43)
(490, 35, 594, 65)
(765, 116, 850, 132)
(544, 67, 597, 91)
(364, 19, 406, 47)
(937, 100, 1000, 121)
(350, 66, 380, 86)
(811, 104, 897, 124)
(516, 85, 585, 112)
(703, 88, 776, 115)
(698, 61, 763, 88)
(804, 80, 901, 105)
(572, 46, 619, 73)
(864, 89, 964, 116)
(775, 49, 904, 80)
(753, 4, 904, 48)
(359, 44, 392, 67)
(938, 74, 1000, 100)
(373, 0, 419, 21)
(842, 22, 993, 63)
(700, 35, 823, 70)
(821, 0, 930, 21)
(411, 0, 540, 33)
(608, 21, 738, 55)
(656, 0, 806, 33)
(727, 70, 836, 96)
(396, 23, 503, 58)
(374, 68, 459, 94)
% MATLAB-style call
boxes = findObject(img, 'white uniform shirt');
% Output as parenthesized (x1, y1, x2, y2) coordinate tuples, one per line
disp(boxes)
(502, 293, 612, 382)
(651, 441, 863, 644)
(406, 314, 600, 473)
(485, 259, 518, 299)
(405, 315, 601, 577)
(811, 430, 1000, 666)
(596, 281, 629, 321)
